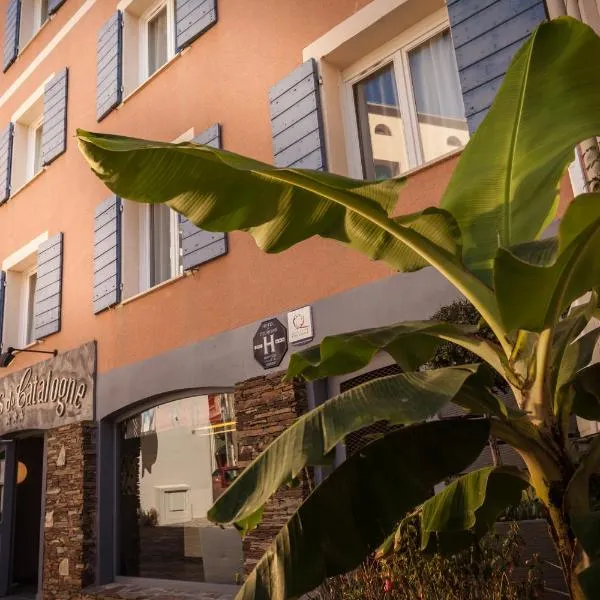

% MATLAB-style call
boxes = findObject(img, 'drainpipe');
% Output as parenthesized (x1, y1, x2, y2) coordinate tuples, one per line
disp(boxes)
(546, 0, 600, 193)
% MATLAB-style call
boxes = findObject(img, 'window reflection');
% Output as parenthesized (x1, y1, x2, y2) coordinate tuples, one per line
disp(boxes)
(354, 64, 405, 179)
(119, 394, 243, 584)
(353, 30, 468, 178)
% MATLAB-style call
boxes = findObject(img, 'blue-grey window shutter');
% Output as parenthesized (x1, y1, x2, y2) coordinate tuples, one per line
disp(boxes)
(269, 59, 327, 170)
(34, 233, 63, 339)
(447, 0, 546, 133)
(3, 0, 20, 72)
(96, 11, 123, 122)
(42, 68, 68, 166)
(48, 0, 67, 14)
(179, 124, 227, 270)
(93, 195, 121, 314)
(0, 271, 5, 352)
(0, 124, 14, 204)
(175, 0, 217, 52)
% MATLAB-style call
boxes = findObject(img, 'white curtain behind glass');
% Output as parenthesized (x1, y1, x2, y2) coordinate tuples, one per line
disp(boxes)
(409, 30, 464, 119)
(409, 30, 469, 162)
(148, 7, 168, 76)
(150, 203, 172, 287)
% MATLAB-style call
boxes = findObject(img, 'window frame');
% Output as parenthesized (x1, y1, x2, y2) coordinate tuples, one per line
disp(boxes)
(19, 265, 37, 347)
(28, 115, 44, 181)
(19, 0, 50, 49)
(341, 13, 462, 179)
(138, 203, 181, 293)
(138, 0, 175, 83)
(11, 79, 48, 193)
(35, 0, 50, 29)
(1, 233, 48, 350)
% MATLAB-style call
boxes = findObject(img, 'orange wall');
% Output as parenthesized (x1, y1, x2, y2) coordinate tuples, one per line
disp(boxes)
(0, 0, 572, 376)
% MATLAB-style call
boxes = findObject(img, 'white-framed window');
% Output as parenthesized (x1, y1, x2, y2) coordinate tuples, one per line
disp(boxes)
(121, 201, 181, 298)
(29, 116, 44, 177)
(1, 234, 47, 349)
(20, 266, 38, 347)
(120, 0, 176, 95)
(142, 202, 181, 289)
(19, 0, 50, 48)
(121, 128, 193, 299)
(342, 19, 468, 178)
(140, 0, 174, 79)
(11, 88, 45, 191)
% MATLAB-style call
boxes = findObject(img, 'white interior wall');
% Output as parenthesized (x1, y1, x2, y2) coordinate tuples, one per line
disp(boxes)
(138, 396, 214, 523)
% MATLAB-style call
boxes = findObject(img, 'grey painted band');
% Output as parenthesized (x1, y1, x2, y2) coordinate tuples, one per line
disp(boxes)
(96, 267, 460, 420)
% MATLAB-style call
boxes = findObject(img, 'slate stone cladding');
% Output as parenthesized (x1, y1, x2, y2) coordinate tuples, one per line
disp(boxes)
(42, 422, 97, 600)
(234, 372, 309, 573)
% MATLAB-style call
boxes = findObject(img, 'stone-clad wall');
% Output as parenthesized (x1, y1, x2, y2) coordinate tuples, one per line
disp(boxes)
(235, 372, 308, 573)
(42, 421, 97, 600)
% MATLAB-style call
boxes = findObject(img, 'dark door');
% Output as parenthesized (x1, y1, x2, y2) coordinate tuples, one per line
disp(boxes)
(0, 441, 16, 596)
(12, 437, 44, 590)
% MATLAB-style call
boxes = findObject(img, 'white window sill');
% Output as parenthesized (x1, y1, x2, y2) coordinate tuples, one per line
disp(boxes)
(119, 47, 189, 108)
(21, 339, 42, 350)
(10, 168, 46, 200)
(120, 271, 189, 307)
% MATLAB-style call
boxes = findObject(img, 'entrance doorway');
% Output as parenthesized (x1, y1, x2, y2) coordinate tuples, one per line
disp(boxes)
(11, 436, 44, 595)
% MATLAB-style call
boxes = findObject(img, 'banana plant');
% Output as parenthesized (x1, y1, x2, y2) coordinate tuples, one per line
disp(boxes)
(77, 17, 600, 600)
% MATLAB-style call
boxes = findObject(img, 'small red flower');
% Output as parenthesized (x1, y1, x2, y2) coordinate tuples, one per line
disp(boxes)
(383, 578, 394, 593)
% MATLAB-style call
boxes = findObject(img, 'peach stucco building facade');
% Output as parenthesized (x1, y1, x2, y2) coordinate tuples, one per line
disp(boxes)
(0, 0, 577, 599)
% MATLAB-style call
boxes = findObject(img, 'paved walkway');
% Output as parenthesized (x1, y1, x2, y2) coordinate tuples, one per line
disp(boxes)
(83, 579, 239, 600)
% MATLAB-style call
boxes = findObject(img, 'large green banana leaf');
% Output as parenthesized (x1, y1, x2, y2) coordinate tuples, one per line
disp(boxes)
(441, 18, 600, 280)
(570, 364, 600, 420)
(208, 365, 481, 530)
(556, 327, 600, 395)
(494, 194, 600, 332)
(420, 467, 529, 554)
(551, 292, 599, 395)
(568, 437, 600, 600)
(76, 131, 501, 333)
(76, 131, 453, 272)
(286, 320, 505, 381)
(234, 419, 490, 600)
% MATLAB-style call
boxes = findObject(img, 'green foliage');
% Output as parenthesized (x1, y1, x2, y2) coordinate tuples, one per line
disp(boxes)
(314, 520, 544, 600)
(494, 194, 600, 331)
(427, 299, 509, 392)
(499, 488, 547, 522)
(441, 18, 600, 281)
(77, 16, 600, 600)
(420, 468, 530, 554)
(208, 366, 482, 529)
(236, 420, 490, 600)
(428, 300, 494, 368)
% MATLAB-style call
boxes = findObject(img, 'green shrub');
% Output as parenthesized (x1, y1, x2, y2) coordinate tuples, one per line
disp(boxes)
(312, 520, 544, 600)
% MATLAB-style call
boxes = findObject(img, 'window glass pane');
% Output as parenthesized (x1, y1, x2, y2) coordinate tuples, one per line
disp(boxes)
(26, 272, 37, 345)
(40, 0, 49, 26)
(353, 64, 406, 179)
(33, 124, 43, 175)
(408, 30, 469, 163)
(119, 394, 242, 583)
(149, 204, 172, 287)
(148, 6, 168, 77)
